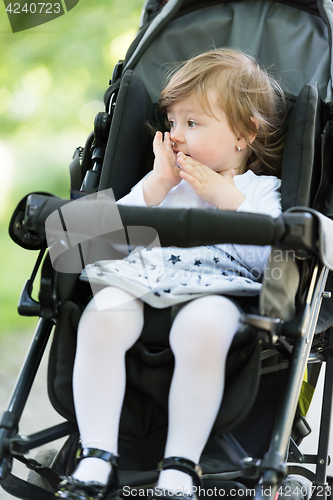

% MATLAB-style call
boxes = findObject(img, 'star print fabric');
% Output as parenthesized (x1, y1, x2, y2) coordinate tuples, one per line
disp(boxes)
(81, 244, 262, 309)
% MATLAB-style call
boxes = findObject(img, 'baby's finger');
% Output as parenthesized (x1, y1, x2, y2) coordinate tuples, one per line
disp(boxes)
(153, 131, 163, 145)
(177, 152, 194, 167)
(154, 131, 163, 144)
(179, 153, 204, 168)
(221, 168, 236, 178)
(177, 154, 202, 178)
(164, 131, 171, 142)
(153, 131, 163, 154)
(177, 154, 192, 171)
(163, 132, 174, 152)
(178, 155, 207, 177)
(179, 169, 201, 188)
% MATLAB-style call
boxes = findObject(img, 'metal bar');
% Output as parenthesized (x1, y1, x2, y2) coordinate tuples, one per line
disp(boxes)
(6, 318, 54, 419)
(215, 433, 249, 466)
(288, 454, 318, 464)
(10, 422, 77, 455)
(269, 265, 328, 458)
(1, 471, 55, 500)
(314, 328, 333, 484)
(288, 438, 305, 463)
(0, 318, 54, 480)
(255, 264, 328, 498)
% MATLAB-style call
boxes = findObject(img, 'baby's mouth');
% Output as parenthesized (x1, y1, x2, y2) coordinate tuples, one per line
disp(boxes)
(174, 151, 182, 169)
(174, 150, 190, 157)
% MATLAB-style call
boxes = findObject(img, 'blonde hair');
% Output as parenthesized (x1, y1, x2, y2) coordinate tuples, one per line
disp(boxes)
(158, 48, 286, 176)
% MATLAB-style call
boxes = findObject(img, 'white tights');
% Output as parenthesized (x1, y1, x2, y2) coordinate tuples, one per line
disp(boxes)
(72, 287, 242, 490)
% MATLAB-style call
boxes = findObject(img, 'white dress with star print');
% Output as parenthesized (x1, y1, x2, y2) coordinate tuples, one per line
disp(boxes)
(80, 170, 282, 308)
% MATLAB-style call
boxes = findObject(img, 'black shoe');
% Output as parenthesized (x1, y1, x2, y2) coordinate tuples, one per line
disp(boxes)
(55, 448, 118, 500)
(151, 456, 203, 500)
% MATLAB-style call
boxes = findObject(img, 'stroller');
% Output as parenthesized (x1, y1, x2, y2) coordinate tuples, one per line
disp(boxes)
(2, 0, 333, 498)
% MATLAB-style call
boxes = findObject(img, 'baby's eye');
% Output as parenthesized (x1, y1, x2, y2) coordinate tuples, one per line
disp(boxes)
(188, 120, 198, 128)
(168, 119, 175, 129)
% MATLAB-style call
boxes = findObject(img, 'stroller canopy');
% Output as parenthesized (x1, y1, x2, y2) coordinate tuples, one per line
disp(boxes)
(120, 0, 333, 103)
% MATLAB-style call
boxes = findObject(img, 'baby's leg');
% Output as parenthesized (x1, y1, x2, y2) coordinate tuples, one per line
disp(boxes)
(72, 286, 144, 483)
(157, 295, 242, 494)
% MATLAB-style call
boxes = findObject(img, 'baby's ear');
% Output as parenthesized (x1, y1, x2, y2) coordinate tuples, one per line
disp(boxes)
(248, 117, 259, 144)
(250, 117, 260, 129)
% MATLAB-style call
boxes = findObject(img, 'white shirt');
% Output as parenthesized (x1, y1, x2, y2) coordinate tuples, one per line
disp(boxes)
(117, 170, 282, 274)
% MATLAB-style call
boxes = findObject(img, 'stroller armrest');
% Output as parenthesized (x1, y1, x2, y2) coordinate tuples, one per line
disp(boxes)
(9, 193, 70, 250)
(119, 206, 333, 269)
(9, 193, 329, 266)
(117, 205, 314, 250)
(285, 207, 333, 270)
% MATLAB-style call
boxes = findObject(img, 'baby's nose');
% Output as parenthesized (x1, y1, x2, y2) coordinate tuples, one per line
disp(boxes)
(170, 129, 184, 144)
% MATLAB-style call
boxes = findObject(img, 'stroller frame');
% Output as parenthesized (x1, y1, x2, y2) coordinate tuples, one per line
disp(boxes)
(1, 214, 332, 500)
(2, 0, 333, 498)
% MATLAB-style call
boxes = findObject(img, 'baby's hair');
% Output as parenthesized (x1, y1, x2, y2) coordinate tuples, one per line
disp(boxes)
(158, 48, 286, 177)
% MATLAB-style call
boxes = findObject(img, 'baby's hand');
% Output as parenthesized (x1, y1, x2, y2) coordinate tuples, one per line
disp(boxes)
(177, 153, 245, 210)
(142, 132, 182, 206)
(152, 131, 182, 190)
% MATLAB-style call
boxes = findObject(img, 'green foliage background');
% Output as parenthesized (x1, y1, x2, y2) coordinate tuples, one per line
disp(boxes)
(0, 0, 143, 335)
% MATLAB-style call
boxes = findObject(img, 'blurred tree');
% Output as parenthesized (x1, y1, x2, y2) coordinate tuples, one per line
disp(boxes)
(0, 0, 144, 333)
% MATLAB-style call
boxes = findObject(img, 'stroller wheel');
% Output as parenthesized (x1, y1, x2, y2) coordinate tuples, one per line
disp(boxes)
(27, 447, 58, 491)
(279, 475, 311, 500)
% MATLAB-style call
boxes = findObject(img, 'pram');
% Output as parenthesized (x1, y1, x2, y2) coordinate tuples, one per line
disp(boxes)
(2, 0, 333, 499)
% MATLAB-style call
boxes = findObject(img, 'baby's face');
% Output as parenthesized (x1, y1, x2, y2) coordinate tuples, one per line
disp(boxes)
(166, 91, 246, 174)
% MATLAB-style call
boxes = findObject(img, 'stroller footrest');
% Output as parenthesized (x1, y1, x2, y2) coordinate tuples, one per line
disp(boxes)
(243, 314, 283, 340)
